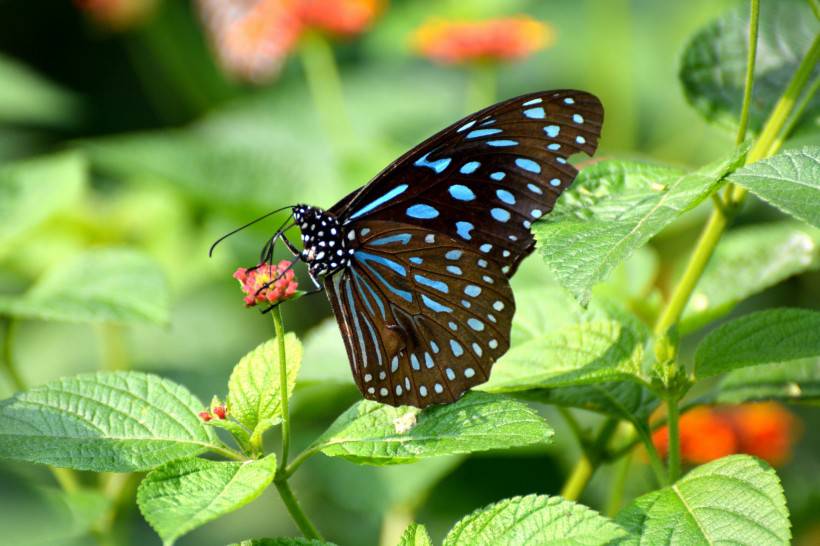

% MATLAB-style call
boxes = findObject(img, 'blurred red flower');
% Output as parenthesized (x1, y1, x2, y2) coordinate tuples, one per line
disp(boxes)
(74, 0, 159, 30)
(197, 0, 382, 82)
(297, 0, 382, 36)
(234, 260, 298, 307)
(412, 16, 554, 65)
(652, 402, 799, 467)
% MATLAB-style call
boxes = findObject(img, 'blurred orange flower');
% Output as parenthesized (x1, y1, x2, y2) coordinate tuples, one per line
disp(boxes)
(412, 16, 554, 65)
(75, 0, 159, 30)
(652, 402, 799, 467)
(197, 0, 383, 82)
(198, 0, 302, 82)
(297, 0, 382, 36)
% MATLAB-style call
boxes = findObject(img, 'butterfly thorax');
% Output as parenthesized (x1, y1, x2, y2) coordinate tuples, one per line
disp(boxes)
(292, 204, 353, 277)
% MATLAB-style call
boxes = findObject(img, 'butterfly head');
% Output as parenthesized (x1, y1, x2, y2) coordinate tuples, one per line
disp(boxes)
(292, 204, 352, 277)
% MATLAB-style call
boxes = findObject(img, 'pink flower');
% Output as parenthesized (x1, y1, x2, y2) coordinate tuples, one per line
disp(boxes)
(233, 260, 298, 307)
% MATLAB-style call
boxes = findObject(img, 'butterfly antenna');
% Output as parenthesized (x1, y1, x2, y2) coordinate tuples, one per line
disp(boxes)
(209, 205, 294, 257)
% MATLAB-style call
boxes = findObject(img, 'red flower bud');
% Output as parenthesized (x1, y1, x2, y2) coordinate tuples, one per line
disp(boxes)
(234, 260, 299, 307)
(212, 405, 227, 420)
(199, 411, 213, 422)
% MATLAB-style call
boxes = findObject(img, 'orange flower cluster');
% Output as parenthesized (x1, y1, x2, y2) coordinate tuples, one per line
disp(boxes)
(234, 260, 299, 307)
(412, 16, 554, 65)
(197, 0, 382, 81)
(652, 402, 799, 467)
(74, 0, 159, 30)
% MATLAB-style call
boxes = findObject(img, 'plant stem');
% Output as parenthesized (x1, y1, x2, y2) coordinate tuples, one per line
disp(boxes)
(560, 418, 618, 501)
(465, 62, 497, 113)
(1, 317, 24, 391)
(665, 398, 681, 482)
(270, 308, 323, 540)
(636, 427, 668, 487)
(283, 445, 321, 480)
(560, 455, 593, 501)
(272, 307, 291, 469)
(274, 479, 323, 540)
(300, 31, 354, 154)
(606, 453, 632, 517)
(653, 12, 820, 338)
(735, 0, 760, 146)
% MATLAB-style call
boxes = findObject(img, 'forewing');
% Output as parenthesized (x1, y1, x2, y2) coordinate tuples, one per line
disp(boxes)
(323, 221, 514, 408)
(330, 90, 604, 274)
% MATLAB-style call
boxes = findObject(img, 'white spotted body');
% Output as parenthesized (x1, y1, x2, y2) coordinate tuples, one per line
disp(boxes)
(292, 204, 353, 278)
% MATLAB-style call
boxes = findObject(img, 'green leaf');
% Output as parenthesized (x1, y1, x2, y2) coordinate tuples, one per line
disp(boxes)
(682, 222, 820, 333)
(694, 308, 820, 379)
(227, 335, 302, 438)
(0, 371, 223, 471)
(0, 248, 170, 325)
(714, 358, 820, 405)
(535, 150, 746, 304)
(0, 151, 85, 255)
(728, 146, 820, 228)
(519, 381, 660, 425)
(312, 391, 553, 465)
(481, 320, 646, 393)
(443, 494, 626, 546)
(616, 455, 790, 545)
(0, 53, 82, 127)
(680, 0, 819, 135)
(397, 523, 433, 546)
(138, 455, 277, 546)
(230, 537, 335, 546)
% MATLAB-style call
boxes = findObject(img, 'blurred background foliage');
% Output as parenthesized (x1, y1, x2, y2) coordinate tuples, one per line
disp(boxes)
(0, 0, 818, 545)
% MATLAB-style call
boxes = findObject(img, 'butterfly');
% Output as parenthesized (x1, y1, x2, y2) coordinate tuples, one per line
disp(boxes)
(240, 90, 603, 408)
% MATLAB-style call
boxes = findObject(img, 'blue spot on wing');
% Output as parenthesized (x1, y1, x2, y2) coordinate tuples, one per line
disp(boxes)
(369, 233, 411, 246)
(415, 152, 451, 173)
(490, 171, 506, 181)
(354, 252, 413, 303)
(455, 221, 474, 240)
(422, 294, 452, 313)
(448, 184, 476, 201)
(496, 189, 515, 204)
(524, 107, 546, 119)
(467, 128, 502, 139)
(349, 184, 408, 220)
(487, 140, 518, 147)
(406, 204, 439, 219)
(415, 274, 449, 293)
(545, 125, 560, 138)
(515, 158, 541, 174)
(460, 161, 480, 174)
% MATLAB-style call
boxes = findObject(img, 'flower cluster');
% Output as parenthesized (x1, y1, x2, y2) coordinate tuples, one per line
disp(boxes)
(233, 260, 299, 307)
(199, 402, 227, 422)
(652, 402, 799, 467)
(197, 0, 383, 81)
(412, 16, 553, 65)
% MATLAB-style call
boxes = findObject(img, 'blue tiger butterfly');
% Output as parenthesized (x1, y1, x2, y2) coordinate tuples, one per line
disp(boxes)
(237, 90, 603, 408)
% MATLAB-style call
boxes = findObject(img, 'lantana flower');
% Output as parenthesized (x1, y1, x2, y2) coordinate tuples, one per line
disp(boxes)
(234, 260, 298, 307)
(412, 16, 554, 65)
(197, 0, 383, 82)
(652, 402, 799, 467)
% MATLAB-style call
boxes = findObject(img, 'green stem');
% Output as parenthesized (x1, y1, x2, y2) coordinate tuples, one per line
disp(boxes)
(767, 75, 820, 156)
(283, 445, 321, 480)
(270, 308, 323, 540)
(665, 398, 681, 482)
(274, 479, 323, 540)
(1, 318, 24, 391)
(299, 31, 354, 154)
(605, 453, 631, 517)
(560, 455, 593, 501)
(465, 62, 497, 113)
(636, 426, 668, 487)
(653, 19, 820, 339)
(272, 307, 291, 468)
(560, 418, 618, 501)
(210, 444, 249, 462)
(735, 0, 760, 146)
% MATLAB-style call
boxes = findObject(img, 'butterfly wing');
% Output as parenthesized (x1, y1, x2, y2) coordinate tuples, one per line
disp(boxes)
(330, 90, 603, 275)
(324, 221, 514, 407)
